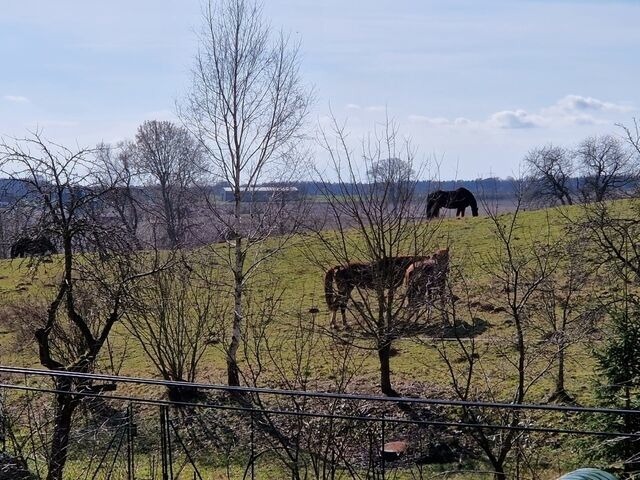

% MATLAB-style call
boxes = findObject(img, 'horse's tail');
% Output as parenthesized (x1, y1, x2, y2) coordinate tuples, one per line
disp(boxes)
(325, 267, 338, 310)
(468, 192, 479, 216)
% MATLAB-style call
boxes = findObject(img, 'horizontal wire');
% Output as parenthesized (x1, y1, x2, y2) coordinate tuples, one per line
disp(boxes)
(1, 365, 639, 416)
(2, 382, 639, 439)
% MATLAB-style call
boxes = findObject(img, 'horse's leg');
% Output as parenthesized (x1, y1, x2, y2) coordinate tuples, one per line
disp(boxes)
(407, 282, 416, 309)
(334, 281, 350, 330)
(342, 285, 352, 329)
(330, 309, 338, 329)
(341, 304, 349, 329)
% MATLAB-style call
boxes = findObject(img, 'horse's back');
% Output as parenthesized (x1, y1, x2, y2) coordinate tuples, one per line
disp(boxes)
(405, 258, 436, 284)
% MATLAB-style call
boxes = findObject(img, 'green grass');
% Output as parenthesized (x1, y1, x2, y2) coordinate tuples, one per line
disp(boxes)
(0, 202, 622, 478)
(0, 204, 602, 397)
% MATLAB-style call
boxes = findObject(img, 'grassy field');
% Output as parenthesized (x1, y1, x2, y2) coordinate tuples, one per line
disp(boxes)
(0, 202, 606, 398)
(0, 202, 620, 478)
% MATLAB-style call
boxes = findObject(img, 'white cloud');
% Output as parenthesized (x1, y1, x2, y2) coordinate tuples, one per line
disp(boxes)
(3, 95, 30, 103)
(489, 110, 544, 129)
(345, 103, 361, 110)
(365, 105, 386, 112)
(554, 94, 632, 113)
(409, 94, 634, 131)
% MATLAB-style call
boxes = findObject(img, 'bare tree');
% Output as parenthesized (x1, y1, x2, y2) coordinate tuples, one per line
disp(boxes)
(577, 134, 634, 202)
(473, 197, 555, 479)
(125, 256, 227, 401)
(239, 290, 373, 480)
(431, 191, 559, 479)
(523, 144, 574, 206)
(0, 132, 165, 480)
(619, 118, 640, 157)
(312, 116, 438, 397)
(94, 141, 141, 248)
(367, 156, 415, 208)
(528, 235, 602, 403)
(618, 120, 640, 197)
(568, 192, 640, 472)
(573, 200, 640, 283)
(132, 120, 206, 248)
(180, 0, 312, 387)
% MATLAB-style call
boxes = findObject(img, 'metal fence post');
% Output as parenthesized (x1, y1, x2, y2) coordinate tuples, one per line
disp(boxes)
(250, 414, 256, 480)
(127, 403, 136, 480)
(0, 388, 5, 453)
(160, 406, 169, 480)
(381, 412, 386, 480)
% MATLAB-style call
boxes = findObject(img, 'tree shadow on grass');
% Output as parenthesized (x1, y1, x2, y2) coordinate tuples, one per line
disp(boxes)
(395, 316, 491, 340)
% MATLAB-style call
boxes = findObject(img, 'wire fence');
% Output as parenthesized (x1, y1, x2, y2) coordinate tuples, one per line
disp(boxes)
(0, 366, 638, 479)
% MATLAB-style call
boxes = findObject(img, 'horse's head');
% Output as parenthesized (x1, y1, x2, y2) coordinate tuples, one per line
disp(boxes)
(426, 190, 443, 218)
(432, 248, 450, 266)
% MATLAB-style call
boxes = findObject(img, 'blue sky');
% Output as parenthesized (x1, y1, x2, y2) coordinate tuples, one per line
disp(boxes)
(1, 1, 639, 179)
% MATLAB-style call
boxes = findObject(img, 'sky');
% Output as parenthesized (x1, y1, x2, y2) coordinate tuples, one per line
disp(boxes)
(1, 0, 639, 180)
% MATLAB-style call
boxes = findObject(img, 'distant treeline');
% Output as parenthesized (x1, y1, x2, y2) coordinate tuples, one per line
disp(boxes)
(2, 177, 518, 204)
(204, 178, 521, 200)
(3, 176, 635, 206)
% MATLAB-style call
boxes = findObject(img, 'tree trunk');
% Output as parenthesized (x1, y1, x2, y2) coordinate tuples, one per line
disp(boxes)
(548, 336, 575, 403)
(227, 236, 243, 387)
(556, 340, 565, 394)
(161, 182, 178, 248)
(46, 389, 78, 480)
(377, 340, 398, 397)
(493, 466, 507, 480)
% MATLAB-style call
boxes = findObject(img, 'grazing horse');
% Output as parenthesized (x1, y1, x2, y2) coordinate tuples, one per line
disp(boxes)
(426, 187, 478, 219)
(324, 255, 429, 329)
(324, 263, 373, 329)
(404, 248, 450, 308)
(10, 236, 57, 258)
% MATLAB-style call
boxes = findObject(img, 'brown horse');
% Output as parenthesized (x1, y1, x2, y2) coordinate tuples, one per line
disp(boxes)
(324, 255, 429, 328)
(404, 248, 450, 308)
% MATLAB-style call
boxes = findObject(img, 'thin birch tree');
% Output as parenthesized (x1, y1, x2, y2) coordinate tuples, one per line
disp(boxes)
(181, 0, 312, 387)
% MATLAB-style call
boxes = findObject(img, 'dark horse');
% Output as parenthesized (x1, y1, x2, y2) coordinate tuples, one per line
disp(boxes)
(426, 187, 478, 219)
(10, 236, 57, 258)
(324, 256, 429, 328)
